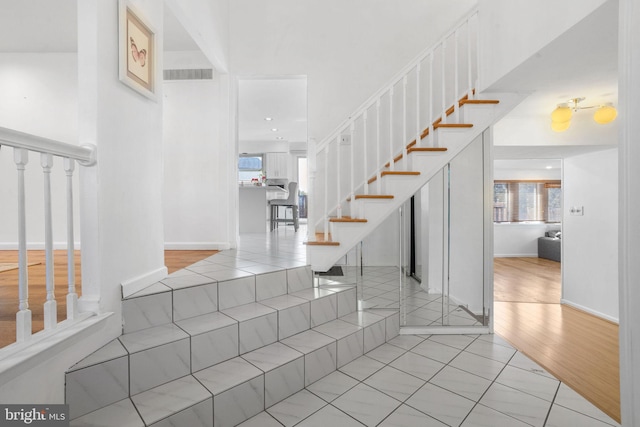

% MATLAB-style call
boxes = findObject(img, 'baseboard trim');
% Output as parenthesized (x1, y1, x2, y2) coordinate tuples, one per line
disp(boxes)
(494, 254, 538, 258)
(121, 266, 168, 298)
(561, 299, 619, 324)
(163, 242, 231, 250)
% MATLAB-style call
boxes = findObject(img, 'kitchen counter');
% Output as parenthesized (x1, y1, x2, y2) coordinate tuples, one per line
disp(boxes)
(238, 185, 287, 233)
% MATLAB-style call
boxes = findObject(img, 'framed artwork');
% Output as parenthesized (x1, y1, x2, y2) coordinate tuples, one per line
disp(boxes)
(118, 0, 156, 100)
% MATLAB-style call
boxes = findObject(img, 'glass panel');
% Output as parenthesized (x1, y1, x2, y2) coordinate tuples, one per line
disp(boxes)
(238, 155, 263, 182)
(518, 183, 538, 221)
(493, 183, 508, 222)
(547, 187, 562, 222)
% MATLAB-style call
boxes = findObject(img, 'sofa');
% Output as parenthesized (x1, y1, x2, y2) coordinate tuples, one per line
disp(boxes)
(538, 230, 561, 262)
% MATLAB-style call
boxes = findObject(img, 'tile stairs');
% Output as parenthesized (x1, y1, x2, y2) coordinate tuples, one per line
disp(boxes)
(65, 263, 400, 427)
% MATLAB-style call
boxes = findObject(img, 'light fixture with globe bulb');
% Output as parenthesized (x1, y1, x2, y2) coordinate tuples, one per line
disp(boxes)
(550, 97, 617, 132)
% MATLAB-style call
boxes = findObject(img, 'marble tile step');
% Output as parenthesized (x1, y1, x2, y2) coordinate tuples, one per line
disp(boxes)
(221, 302, 278, 354)
(195, 357, 265, 427)
(175, 311, 239, 372)
(66, 307, 398, 424)
(281, 329, 338, 387)
(118, 323, 191, 395)
(120, 265, 316, 335)
(71, 376, 213, 427)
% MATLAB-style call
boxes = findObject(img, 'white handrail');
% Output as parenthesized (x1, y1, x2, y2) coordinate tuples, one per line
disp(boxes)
(311, 10, 479, 234)
(0, 126, 96, 166)
(1, 126, 96, 345)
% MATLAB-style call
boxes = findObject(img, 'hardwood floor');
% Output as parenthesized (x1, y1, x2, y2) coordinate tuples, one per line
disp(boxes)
(494, 257, 620, 423)
(494, 256, 561, 304)
(0, 249, 217, 348)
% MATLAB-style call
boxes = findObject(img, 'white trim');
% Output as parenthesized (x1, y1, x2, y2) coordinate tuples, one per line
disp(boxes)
(561, 299, 619, 324)
(494, 253, 539, 258)
(121, 266, 168, 298)
(0, 126, 96, 165)
(163, 242, 231, 250)
(0, 312, 113, 385)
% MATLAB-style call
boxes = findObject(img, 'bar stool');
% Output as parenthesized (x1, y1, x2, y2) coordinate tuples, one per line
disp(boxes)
(269, 182, 299, 231)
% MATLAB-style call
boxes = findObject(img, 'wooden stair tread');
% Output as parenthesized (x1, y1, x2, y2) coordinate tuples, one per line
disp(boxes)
(305, 240, 340, 246)
(329, 216, 368, 223)
(354, 194, 394, 200)
(305, 232, 340, 246)
(380, 171, 420, 177)
(460, 99, 500, 105)
(407, 147, 447, 153)
(433, 123, 473, 129)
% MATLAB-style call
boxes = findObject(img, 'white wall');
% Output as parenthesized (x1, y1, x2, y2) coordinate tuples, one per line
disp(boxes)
(0, 53, 81, 248)
(562, 148, 618, 322)
(494, 223, 555, 257)
(229, 0, 476, 143)
(448, 135, 485, 313)
(163, 75, 233, 249)
(478, 0, 607, 91)
(77, 0, 166, 302)
(164, 0, 229, 72)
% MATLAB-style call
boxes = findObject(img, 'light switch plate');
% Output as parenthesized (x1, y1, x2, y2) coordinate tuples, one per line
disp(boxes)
(570, 206, 584, 216)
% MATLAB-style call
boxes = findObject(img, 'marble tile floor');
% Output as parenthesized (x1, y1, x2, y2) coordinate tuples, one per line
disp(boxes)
(231, 228, 618, 426)
(239, 333, 621, 427)
(72, 226, 619, 426)
(317, 265, 481, 327)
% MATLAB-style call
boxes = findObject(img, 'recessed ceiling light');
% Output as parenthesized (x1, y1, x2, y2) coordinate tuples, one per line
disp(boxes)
(264, 117, 273, 121)
(546, 166, 553, 169)
(271, 128, 278, 132)
(276, 136, 284, 140)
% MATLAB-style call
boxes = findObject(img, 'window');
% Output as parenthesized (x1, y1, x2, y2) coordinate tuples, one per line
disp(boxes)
(238, 155, 263, 182)
(493, 181, 562, 223)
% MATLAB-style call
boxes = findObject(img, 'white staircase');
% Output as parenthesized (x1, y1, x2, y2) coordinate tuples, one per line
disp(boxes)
(305, 12, 525, 272)
(306, 92, 525, 272)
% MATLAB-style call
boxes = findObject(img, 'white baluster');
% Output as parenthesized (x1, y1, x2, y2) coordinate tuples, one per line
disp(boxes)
(41, 153, 57, 330)
(402, 75, 408, 167)
(349, 122, 355, 203)
(323, 147, 329, 241)
(335, 135, 342, 219)
(376, 99, 382, 193)
(429, 53, 435, 147)
(467, 18, 473, 99)
(454, 29, 460, 123)
(389, 87, 394, 172)
(416, 63, 421, 148)
(475, 14, 480, 94)
(14, 148, 32, 342)
(363, 111, 369, 195)
(64, 158, 78, 320)
(441, 39, 447, 125)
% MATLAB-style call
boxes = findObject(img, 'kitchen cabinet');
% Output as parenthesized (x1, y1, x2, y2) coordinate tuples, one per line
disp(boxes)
(266, 153, 289, 179)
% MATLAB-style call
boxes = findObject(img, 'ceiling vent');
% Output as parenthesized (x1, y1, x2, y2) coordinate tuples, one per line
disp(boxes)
(163, 69, 213, 81)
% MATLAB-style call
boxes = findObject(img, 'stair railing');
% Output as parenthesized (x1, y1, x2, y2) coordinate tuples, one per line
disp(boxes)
(309, 10, 479, 242)
(0, 126, 96, 346)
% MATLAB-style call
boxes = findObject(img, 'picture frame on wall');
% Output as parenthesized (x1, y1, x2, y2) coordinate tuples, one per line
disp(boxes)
(118, 0, 156, 101)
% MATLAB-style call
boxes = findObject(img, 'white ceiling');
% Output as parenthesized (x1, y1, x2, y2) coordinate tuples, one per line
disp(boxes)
(0, 1, 618, 158)
(238, 78, 308, 144)
(488, 0, 618, 132)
